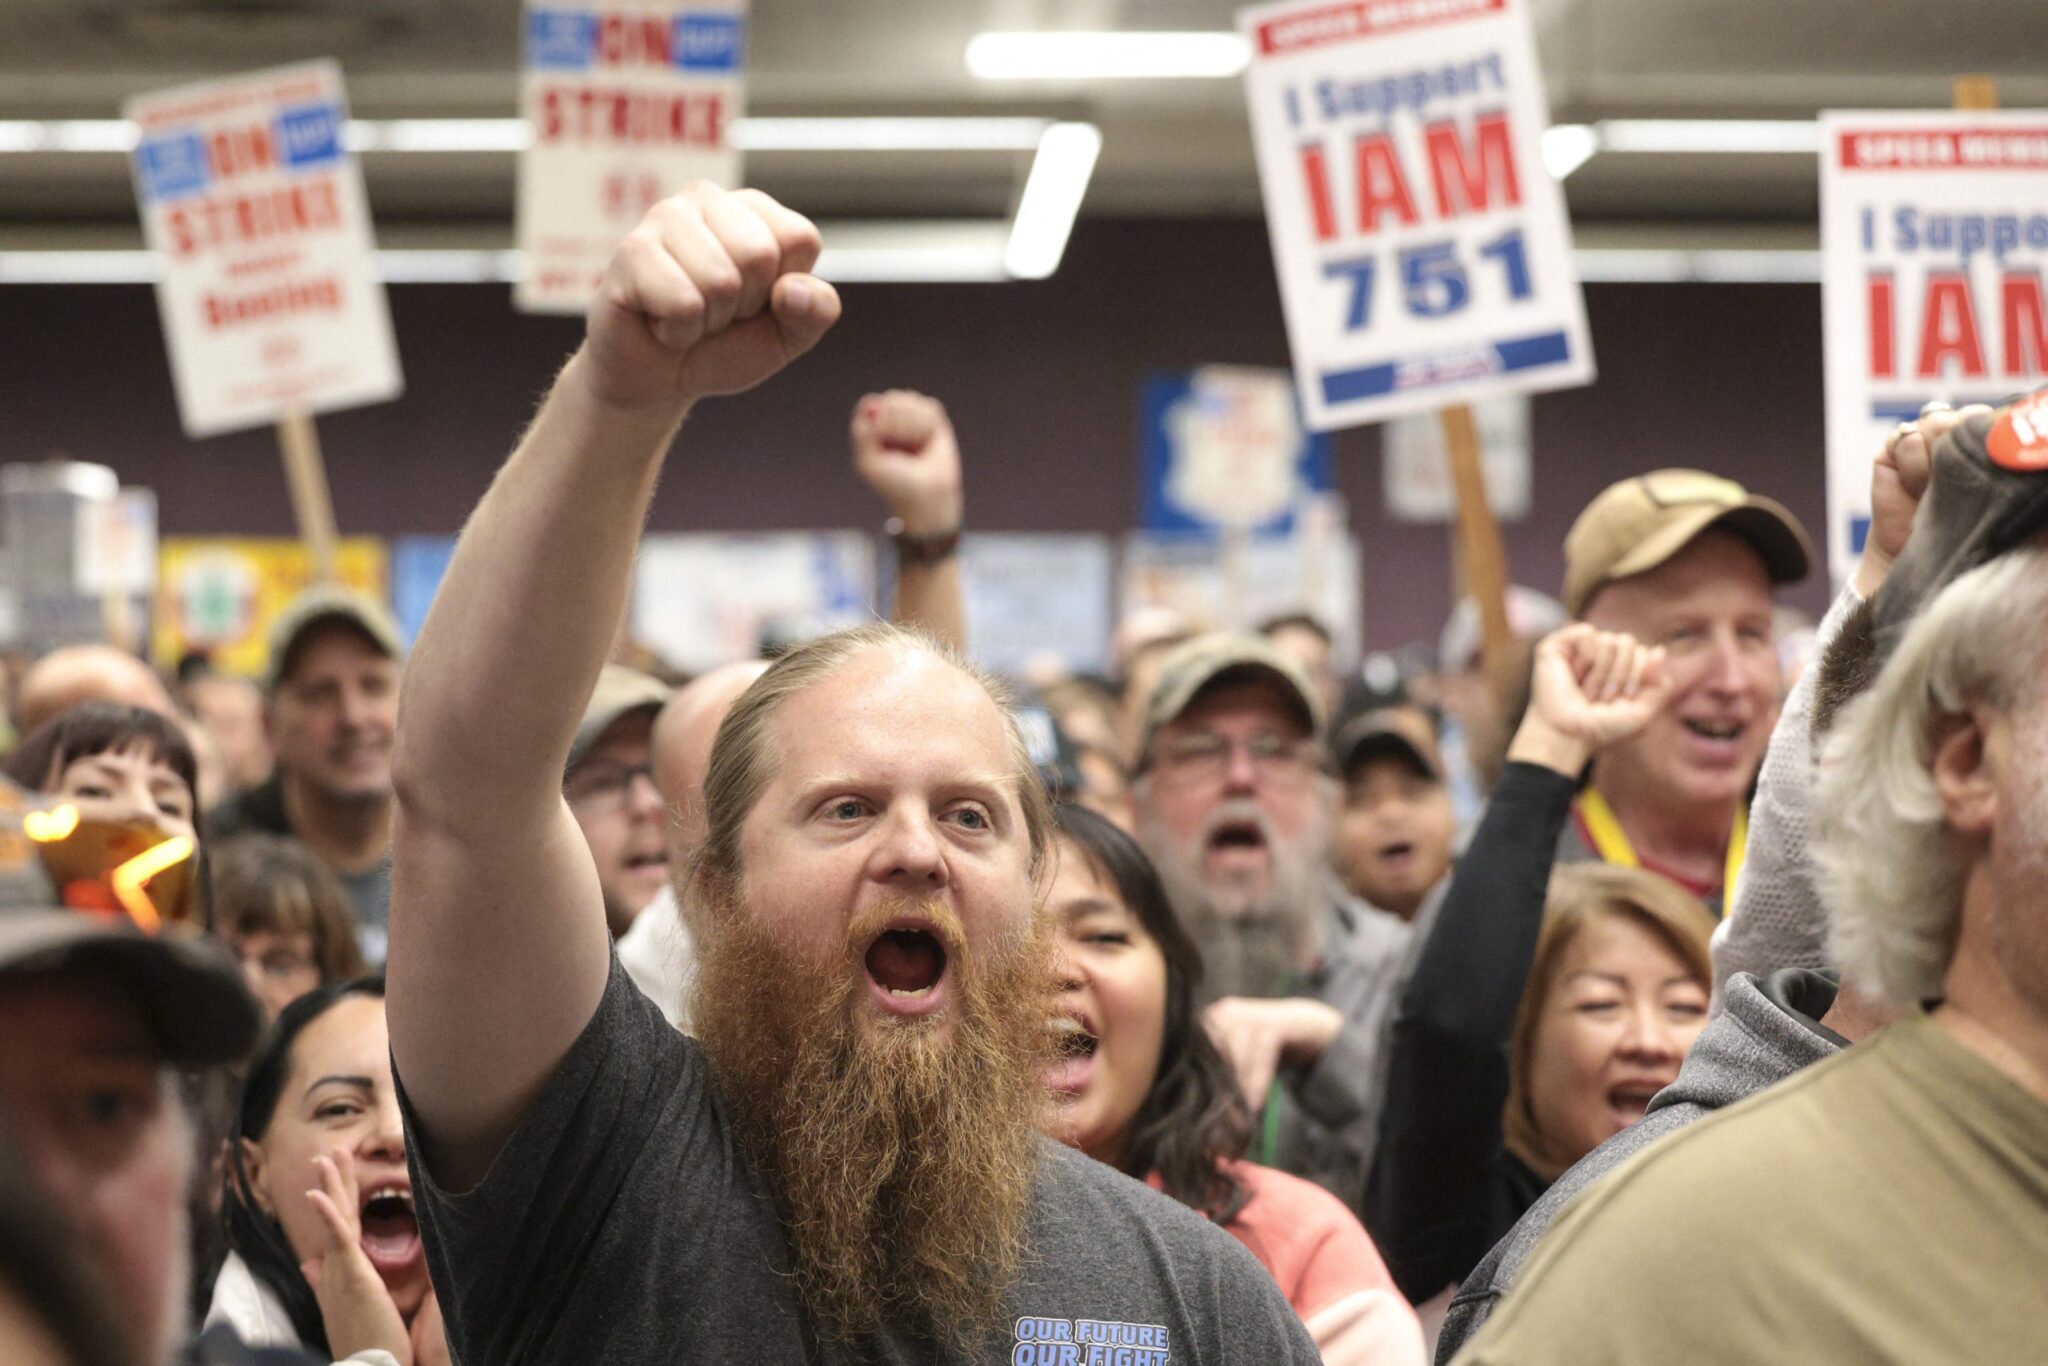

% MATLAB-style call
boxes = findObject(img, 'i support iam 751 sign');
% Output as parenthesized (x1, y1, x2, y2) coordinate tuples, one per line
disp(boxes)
(1820, 111, 2048, 581)
(1238, 0, 1592, 431)
(126, 61, 403, 439)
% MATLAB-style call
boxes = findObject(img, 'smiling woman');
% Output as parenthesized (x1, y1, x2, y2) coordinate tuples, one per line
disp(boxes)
(1044, 805, 1427, 1366)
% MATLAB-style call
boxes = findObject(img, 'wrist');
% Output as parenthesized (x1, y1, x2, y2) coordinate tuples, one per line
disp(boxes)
(886, 518, 962, 567)
(1507, 720, 1592, 777)
(560, 348, 695, 430)
(1852, 548, 1893, 600)
(886, 499, 964, 538)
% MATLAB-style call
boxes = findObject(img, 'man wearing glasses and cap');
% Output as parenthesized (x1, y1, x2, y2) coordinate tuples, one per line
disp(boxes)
(1556, 469, 1814, 913)
(1131, 634, 1416, 1204)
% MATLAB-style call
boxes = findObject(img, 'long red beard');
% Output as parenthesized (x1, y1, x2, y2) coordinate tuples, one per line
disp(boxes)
(690, 891, 1055, 1348)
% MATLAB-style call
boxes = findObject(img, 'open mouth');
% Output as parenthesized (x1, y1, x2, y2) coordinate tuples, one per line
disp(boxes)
(357, 1181, 421, 1275)
(1376, 839, 1416, 866)
(1044, 1012, 1099, 1096)
(1682, 718, 1744, 743)
(863, 923, 949, 1014)
(1206, 820, 1268, 865)
(623, 850, 670, 874)
(1605, 1080, 1668, 1126)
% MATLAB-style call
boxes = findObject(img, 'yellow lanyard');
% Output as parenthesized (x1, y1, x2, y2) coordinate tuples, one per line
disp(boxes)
(1576, 787, 1748, 906)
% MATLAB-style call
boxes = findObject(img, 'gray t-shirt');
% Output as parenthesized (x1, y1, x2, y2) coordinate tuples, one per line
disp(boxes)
(399, 956, 1320, 1364)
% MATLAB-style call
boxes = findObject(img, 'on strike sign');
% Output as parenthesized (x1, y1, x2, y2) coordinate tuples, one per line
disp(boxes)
(126, 61, 403, 440)
(516, 2, 748, 314)
(1238, 0, 1593, 432)
(1820, 110, 2048, 580)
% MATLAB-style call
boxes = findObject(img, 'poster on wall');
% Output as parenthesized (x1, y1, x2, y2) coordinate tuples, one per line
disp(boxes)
(126, 61, 403, 438)
(1382, 391, 1530, 521)
(1820, 110, 2048, 581)
(1140, 367, 1332, 535)
(516, 1, 748, 313)
(957, 534, 1114, 679)
(154, 537, 389, 676)
(1238, 0, 1593, 431)
(631, 532, 873, 673)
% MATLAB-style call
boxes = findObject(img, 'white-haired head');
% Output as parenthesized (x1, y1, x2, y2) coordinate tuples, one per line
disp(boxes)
(1815, 545, 2048, 1006)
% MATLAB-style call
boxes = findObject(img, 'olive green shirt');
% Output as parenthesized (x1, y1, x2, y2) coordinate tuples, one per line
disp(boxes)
(1455, 1012, 2048, 1365)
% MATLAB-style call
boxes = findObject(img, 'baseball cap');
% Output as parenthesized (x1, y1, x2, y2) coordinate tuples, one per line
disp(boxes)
(0, 781, 259, 1069)
(1138, 632, 1326, 764)
(1870, 387, 2048, 667)
(265, 585, 405, 694)
(1331, 706, 1444, 783)
(568, 665, 670, 772)
(1563, 470, 1814, 617)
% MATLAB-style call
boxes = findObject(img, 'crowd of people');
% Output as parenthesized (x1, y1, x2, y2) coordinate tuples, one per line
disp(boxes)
(1, 184, 2043, 1364)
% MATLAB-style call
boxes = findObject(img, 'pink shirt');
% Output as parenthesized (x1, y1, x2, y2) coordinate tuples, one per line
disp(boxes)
(1152, 1161, 1426, 1366)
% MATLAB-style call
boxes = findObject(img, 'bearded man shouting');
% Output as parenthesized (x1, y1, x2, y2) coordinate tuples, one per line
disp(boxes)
(385, 184, 1318, 1364)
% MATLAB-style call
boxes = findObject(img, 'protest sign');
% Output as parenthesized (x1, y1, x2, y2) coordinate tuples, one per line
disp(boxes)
(517, 1, 748, 313)
(127, 61, 402, 439)
(957, 534, 1113, 677)
(1238, 0, 1592, 431)
(1820, 110, 2048, 580)
(1383, 391, 1529, 520)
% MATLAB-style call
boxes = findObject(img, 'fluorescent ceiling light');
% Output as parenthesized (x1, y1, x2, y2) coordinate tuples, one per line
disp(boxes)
(0, 116, 1051, 156)
(1005, 122, 1102, 279)
(1541, 124, 1598, 179)
(1596, 119, 1819, 154)
(967, 31, 1250, 80)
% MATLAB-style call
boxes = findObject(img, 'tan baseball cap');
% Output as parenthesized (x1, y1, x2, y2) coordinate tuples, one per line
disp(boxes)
(1332, 706, 1445, 783)
(1138, 632, 1325, 764)
(265, 585, 405, 693)
(568, 665, 670, 772)
(1563, 469, 1813, 617)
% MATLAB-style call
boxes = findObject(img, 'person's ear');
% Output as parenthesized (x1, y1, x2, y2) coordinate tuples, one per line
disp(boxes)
(1929, 706, 2001, 839)
(238, 1137, 277, 1218)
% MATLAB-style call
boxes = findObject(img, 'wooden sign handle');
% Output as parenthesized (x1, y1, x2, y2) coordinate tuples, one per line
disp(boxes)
(275, 409, 340, 586)
(1440, 402, 1516, 688)
(1952, 75, 1998, 110)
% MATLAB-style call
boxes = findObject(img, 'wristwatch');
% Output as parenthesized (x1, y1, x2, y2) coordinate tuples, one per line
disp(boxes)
(885, 518, 962, 566)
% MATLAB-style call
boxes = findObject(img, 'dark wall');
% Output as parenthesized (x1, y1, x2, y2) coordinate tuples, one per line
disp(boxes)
(0, 218, 1833, 652)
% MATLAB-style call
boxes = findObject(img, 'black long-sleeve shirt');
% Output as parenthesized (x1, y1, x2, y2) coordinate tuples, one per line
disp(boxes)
(1363, 760, 1578, 1303)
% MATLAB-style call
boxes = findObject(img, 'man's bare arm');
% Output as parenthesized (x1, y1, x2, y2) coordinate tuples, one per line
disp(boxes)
(852, 390, 967, 653)
(386, 186, 840, 1188)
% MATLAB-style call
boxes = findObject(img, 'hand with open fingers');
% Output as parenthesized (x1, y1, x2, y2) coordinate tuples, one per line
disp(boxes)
(1857, 402, 1990, 596)
(302, 1150, 412, 1365)
(1509, 624, 1672, 775)
(851, 391, 964, 536)
(581, 182, 842, 412)
(1202, 996, 1344, 1111)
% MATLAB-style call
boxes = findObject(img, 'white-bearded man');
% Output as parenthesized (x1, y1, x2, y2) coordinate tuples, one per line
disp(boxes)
(384, 184, 1320, 1364)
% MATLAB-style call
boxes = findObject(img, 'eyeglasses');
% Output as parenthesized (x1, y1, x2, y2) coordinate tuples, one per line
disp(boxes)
(564, 760, 661, 813)
(1148, 731, 1321, 786)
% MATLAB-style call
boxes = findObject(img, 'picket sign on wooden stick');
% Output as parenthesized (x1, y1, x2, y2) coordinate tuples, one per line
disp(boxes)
(275, 409, 340, 586)
(1440, 403, 1516, 689)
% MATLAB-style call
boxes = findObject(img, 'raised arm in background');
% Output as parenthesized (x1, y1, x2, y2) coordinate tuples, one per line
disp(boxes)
(851, 390, 967, 654)
(385, 185, 840, 1189)
(1364, 626, 1668, 1302)
(1708, 407, 1958, 1006)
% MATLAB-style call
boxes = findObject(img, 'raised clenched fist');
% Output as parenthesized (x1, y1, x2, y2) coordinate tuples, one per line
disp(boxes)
(1509, 623, 1673, 775)
(850, 390, 964, 536)
(581, 183, 841, 411)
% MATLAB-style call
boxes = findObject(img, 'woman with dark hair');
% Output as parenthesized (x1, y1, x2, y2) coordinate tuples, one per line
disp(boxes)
(4, 700, 200, 840)
(211, 977, 447, 1364)
(212, 835, 368, 1019)
(1045, 804, 1424, 1366)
